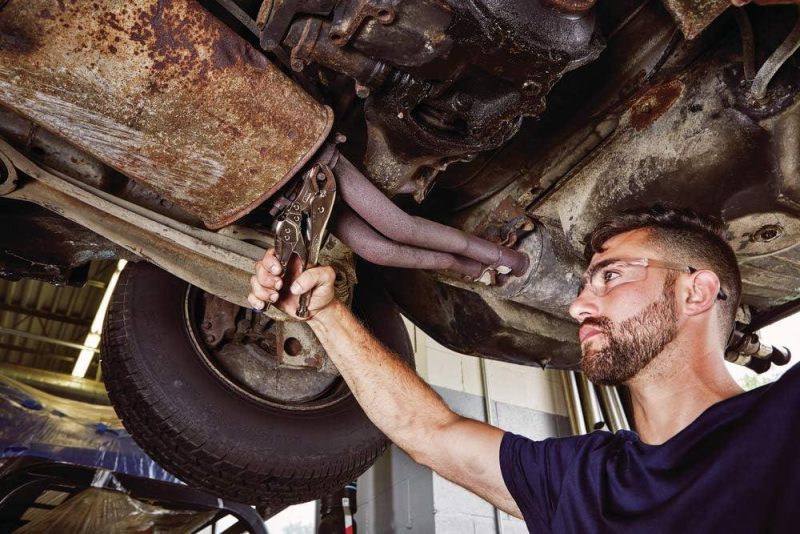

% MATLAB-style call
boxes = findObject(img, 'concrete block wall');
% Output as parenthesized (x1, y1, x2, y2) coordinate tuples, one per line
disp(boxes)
(357, 319, 571, 534)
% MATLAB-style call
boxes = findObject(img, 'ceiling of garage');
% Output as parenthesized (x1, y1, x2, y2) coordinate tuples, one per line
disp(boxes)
(0, 260, 117, 402)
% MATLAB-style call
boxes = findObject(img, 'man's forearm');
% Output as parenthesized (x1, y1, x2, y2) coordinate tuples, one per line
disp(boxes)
(308, 299, 459, 460)
(250, 252, 521, 517)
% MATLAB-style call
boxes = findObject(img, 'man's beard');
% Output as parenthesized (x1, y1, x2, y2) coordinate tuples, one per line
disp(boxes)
(580, 277, 679, 386)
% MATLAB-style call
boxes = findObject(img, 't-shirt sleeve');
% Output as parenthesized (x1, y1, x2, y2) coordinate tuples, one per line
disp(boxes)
(499, 431, 583, 530)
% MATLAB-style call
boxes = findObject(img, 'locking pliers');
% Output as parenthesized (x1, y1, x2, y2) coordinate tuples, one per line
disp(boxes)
(272, 163, 337, 318)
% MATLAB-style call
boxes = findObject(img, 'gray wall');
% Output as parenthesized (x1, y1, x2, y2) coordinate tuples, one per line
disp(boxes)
(357, 385, 571, 534)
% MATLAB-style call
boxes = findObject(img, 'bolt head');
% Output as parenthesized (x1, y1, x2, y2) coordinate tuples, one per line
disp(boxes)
(355, 83, 370, 98)
(454, 93, 473, 111)
(522, 80, 540, 93)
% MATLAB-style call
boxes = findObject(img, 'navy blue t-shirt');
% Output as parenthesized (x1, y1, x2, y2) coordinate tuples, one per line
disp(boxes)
(500, 363, 800, 533)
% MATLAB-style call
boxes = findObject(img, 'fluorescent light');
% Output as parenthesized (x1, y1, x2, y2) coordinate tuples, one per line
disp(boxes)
(72, 260, 127, 378)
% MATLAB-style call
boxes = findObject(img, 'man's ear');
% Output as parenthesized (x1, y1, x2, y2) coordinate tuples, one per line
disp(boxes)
(683, 270, 720, 316)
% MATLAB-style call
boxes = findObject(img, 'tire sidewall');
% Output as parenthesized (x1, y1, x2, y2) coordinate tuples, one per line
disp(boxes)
(102, 261, 413, 501)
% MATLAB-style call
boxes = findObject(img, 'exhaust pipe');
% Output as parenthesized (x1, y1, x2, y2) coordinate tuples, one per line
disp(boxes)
(332, 206, 485, 279)
(333, 156, 529, 277)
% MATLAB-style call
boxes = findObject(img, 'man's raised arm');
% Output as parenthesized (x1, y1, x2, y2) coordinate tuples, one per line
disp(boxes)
(247, 251, 522, 518)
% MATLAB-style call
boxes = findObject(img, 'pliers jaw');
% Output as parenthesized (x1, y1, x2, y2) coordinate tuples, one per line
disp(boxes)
(275, 217, 307, 273)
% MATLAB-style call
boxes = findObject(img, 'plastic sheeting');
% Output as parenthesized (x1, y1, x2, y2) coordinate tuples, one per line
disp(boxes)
(15, 488, 215, 533)
(0, 374, 179, 483)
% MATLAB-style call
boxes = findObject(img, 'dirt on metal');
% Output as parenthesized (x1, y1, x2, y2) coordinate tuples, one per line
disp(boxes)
(0, 0, 333, 229)
(661, 0, 731, 40)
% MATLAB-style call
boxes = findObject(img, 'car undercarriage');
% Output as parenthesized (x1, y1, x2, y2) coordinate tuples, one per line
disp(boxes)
(0, 0, 798, 505)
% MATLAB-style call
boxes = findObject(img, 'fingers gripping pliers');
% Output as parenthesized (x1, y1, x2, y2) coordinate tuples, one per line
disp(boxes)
(273, 163, 337, 318)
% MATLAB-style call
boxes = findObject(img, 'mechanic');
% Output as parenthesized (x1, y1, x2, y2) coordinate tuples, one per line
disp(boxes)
(248, 206, 799, 532)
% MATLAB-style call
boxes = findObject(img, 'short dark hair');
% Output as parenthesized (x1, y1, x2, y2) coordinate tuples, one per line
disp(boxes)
(584, 206, 742, 339)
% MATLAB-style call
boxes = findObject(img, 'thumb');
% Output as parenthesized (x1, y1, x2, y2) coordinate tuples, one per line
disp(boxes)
(290, 266, 336, 295)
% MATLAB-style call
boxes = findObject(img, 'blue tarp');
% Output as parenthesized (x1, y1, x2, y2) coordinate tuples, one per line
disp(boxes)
(0, 374, 180, 483)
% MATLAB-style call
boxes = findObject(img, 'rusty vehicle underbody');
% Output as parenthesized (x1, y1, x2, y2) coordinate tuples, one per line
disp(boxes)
(1, 0, 799, 506)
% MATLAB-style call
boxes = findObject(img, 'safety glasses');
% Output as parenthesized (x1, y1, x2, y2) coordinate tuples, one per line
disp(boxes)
(579, 257, 728, 300)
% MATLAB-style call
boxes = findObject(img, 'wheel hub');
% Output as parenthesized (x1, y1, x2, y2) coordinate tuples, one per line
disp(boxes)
(185, 288, 345, 408)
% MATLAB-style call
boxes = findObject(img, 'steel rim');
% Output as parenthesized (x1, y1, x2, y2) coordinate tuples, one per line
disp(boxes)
(182, 285, 351, 412)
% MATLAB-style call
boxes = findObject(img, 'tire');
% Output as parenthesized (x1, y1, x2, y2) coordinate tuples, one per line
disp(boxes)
(101, 261, 413, 506)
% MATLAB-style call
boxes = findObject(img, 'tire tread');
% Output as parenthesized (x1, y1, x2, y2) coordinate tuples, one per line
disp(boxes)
(101, 264, 394, 506)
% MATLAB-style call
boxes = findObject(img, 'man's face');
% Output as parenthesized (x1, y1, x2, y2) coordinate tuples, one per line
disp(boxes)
(569, 230, 682, 385)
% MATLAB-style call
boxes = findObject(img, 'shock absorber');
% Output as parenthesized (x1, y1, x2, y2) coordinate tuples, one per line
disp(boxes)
(725, 330, 791, 374)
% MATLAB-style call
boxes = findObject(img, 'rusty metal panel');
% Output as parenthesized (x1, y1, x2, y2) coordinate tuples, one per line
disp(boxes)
(661, 0, 731, 39)
(0, 0, 333, 229)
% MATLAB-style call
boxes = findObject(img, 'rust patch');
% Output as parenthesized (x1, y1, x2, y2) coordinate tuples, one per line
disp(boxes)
(661, 0, 730, 40)
(629, 80, 684, 131)
(0, 0, 333, 228)
(145, 0, 202, 75)
(476, 195, 535, 247)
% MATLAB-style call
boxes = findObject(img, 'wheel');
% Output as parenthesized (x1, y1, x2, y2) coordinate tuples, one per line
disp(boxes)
(101, 261, 413, 506)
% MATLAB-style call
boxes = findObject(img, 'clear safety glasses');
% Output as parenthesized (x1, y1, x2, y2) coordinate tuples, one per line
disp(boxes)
(579, 257, 728, 300)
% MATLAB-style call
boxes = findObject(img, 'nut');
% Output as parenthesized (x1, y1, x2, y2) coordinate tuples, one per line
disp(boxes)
(751, 224, 783, 243)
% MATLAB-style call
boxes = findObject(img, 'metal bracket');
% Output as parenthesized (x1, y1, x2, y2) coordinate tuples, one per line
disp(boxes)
(0, 138, 286, 317)
(328, 0, 397, 47)
(0, 151, 17, 195)
(258, 0, 337, 51)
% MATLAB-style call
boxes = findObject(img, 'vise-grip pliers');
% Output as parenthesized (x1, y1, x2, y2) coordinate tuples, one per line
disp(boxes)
(272, 163, 337, 318)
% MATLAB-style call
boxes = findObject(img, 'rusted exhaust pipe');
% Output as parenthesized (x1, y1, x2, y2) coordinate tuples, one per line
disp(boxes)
(332, 207, 485, 279)
(333, 157, 529, 276)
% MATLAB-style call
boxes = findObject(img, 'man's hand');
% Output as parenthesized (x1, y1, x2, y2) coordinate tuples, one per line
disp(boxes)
(247, 249, 338, 319)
